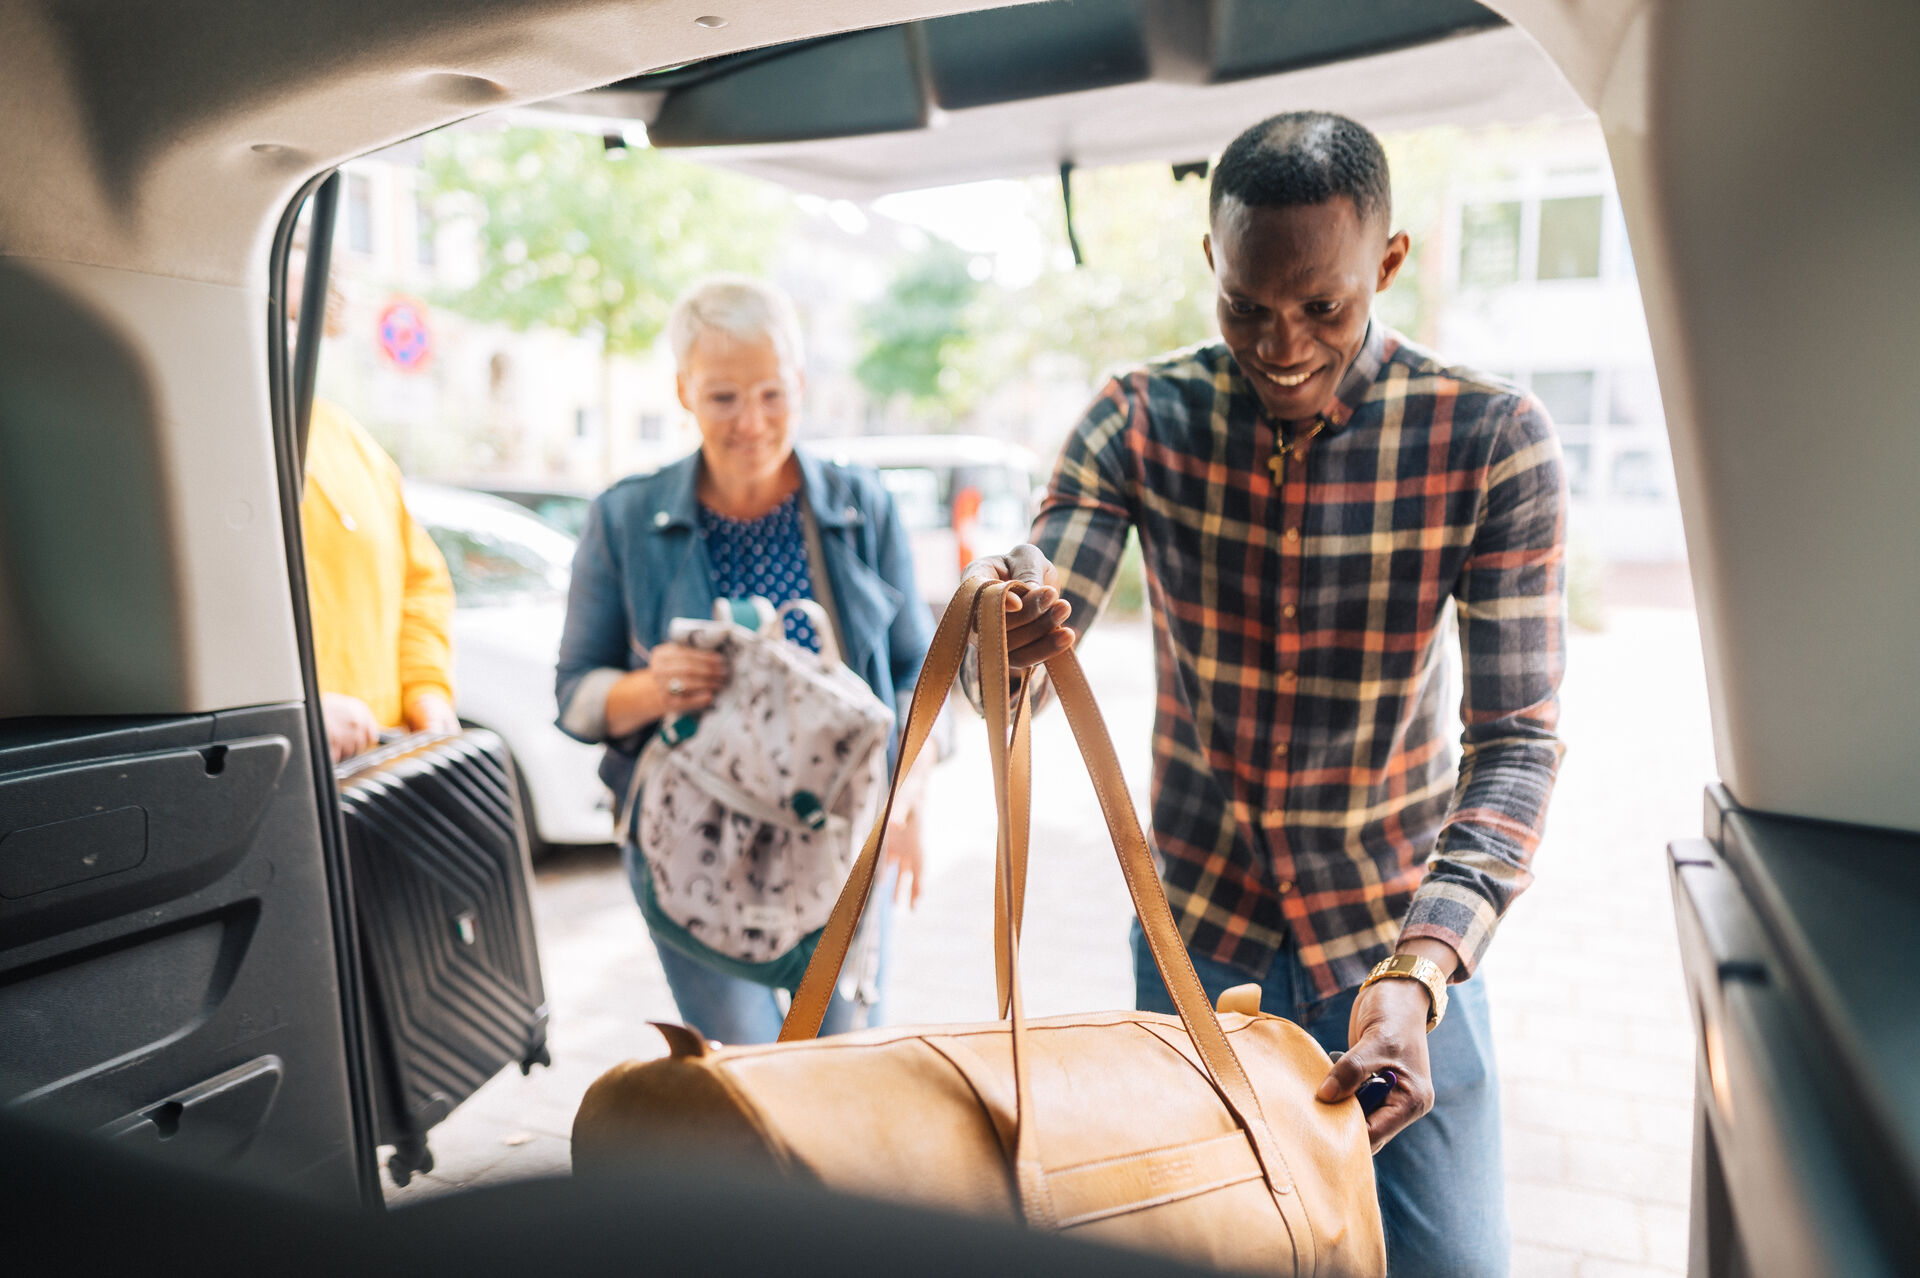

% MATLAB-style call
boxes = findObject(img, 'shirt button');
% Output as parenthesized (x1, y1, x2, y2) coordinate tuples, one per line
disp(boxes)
(1284, 528, 1300, 545)
(653, 510, 671, 527)
(1279, 669, 1297, 686)
(1273, 742, 1288, 759)
(1277, 879, 1295, 895)
(1282, 603, 1297, 619)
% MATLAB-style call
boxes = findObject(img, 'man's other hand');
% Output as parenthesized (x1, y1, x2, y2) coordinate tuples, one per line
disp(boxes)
(406, 691, 461, 738)
(964, 544, 1074, 668)
(1317, 976, 1436, 1152)
(320, 692, 380, 763)
(1317, 937, 1460, 1152)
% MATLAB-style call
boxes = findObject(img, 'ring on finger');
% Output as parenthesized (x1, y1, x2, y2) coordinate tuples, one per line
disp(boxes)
(666, 676, 687, 697)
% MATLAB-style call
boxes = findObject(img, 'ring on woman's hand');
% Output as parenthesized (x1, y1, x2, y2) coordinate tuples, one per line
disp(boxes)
(666, 676, 687, 697)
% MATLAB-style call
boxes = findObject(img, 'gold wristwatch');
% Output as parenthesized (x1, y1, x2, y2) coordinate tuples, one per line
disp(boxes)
(1360, 954, 1449, 1032)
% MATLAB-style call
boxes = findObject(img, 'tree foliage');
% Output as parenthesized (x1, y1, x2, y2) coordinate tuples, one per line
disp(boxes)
(423, 128, 790, 356)
(1014, 163, 1218, 383)
(854, 239, 984, 420)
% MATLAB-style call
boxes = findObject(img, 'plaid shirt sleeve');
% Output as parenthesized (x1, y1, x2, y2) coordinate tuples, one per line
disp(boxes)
(1398, 393, 1569, 977)
(960, 379, 1135, 714)
(1032, 378, 1137, 632)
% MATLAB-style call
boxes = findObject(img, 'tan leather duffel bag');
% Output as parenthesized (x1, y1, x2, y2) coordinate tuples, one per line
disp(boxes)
(574, 577, 1386, 1276)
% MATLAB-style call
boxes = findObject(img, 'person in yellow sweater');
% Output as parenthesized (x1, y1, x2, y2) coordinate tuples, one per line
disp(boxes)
(301, 397, 459, 762)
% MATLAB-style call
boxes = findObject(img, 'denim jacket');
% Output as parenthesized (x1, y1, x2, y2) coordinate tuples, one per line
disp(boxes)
(554, 447, 931, 807)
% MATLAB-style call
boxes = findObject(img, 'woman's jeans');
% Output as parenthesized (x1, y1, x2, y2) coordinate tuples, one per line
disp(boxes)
(1132, 920, 1510, 1278)
(627, 845, 893, 1045)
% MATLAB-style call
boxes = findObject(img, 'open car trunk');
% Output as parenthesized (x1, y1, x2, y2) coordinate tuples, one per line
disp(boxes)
(2, 2, 1917, 1274)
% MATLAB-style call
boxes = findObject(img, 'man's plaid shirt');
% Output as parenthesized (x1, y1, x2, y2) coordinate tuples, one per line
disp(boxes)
(1037, 322, 1566, 998)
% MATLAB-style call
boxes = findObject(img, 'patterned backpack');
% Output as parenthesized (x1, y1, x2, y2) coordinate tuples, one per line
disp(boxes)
(625, 597, 894, 966)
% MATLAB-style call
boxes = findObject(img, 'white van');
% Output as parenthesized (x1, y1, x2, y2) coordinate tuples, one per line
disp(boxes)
(810, 435, 1041, 605)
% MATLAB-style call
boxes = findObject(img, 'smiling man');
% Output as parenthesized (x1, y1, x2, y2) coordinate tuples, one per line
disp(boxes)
(970, 112, 1567, 1275)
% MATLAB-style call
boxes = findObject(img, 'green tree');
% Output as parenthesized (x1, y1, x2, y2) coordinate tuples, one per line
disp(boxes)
(1014, 163, 1218, 383)
(424, 128, 790, 476)
(854, 239, 984, 424)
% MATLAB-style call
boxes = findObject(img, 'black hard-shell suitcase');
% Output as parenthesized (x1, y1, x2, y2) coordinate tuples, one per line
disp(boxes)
(335, 730, 550, 1187)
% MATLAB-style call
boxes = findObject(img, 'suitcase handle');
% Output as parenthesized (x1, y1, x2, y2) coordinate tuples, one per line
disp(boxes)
(781, 577, 1309, 1250)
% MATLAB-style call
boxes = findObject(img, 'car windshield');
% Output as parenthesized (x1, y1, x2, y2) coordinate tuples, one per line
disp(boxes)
(878, 467, 945, 532)
(407, 486, 575, 605)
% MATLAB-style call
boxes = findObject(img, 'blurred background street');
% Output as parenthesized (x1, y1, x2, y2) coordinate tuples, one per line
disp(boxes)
(390, 565, 1707, 1278)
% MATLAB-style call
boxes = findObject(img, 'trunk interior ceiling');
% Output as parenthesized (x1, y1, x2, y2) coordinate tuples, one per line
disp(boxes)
(0, 0, 1017, 721)
(610, 0, 1507, 127)
(0, 0, 1917, 835)
(586, 23, 1584, 199)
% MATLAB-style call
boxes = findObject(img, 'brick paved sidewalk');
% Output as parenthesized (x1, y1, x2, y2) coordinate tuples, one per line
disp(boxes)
(387, 608, 1714, 1278)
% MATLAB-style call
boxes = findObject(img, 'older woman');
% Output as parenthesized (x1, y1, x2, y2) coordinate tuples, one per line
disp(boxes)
(555, 274, 933, 1044)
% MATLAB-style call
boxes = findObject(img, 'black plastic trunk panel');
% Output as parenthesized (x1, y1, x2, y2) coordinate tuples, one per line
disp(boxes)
(0, 704, 359, 1202)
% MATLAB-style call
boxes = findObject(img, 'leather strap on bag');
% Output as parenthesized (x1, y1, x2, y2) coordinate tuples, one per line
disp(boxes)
(781, 574, 991, 1041)
(978, 591, 1053, 1226)
(779, 577, 1311, 1268)
(992, 670, 1032, 1019)
(1041, 646, 1313, 1268)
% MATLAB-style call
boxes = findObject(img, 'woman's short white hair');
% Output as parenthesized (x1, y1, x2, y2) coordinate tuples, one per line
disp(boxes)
(666, 274, 805, 372)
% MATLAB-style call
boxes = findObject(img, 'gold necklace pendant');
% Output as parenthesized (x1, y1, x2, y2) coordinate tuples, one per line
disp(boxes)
(1267, 417, 1328, 488)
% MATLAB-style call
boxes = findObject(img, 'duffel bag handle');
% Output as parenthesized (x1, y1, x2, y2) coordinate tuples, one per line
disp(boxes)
(974, 584, 1306, 1233)
(782, 574, 990, 1040)
(780, 577, 1307, 1229)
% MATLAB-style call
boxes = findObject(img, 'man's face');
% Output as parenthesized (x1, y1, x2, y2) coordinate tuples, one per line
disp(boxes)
(1205, 194, 1409, 423)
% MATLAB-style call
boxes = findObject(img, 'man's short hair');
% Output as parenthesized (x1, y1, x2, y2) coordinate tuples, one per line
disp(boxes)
(1210, 112, 1391, 227)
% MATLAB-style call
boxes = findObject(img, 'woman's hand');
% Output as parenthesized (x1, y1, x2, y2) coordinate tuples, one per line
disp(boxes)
(604, 642, 731, 737)
(320, 692, 379, 763)
(405, 690, 461, 738)
(883, 808, 925, 909)
(881, 729, 940, 909)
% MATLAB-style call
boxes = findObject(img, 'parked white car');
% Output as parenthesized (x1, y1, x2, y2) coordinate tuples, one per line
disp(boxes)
(404, 482, 613, 852)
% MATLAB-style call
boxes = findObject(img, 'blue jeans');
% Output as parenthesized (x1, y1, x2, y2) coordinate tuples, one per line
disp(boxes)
(630, 846, 893, 1045)
(1131, 920, 1508, 1278)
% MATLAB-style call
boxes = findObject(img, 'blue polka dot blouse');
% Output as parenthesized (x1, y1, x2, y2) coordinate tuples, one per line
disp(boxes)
(697, 492, 822, 653)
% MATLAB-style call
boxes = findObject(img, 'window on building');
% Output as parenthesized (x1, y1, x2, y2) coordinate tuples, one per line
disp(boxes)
(574, 407, 591, 439)
(345, 173, 374, 255)
(1610, 449, 1665, 500)
(1536, 195, 1603, 280)
(1562, 443, 1593, 497)
(1608, 367, 1665, 428)
(1459, 201, 1521, 287)
(636, 412, 664, 442)
(415, 192, 436, 267)
(1531, 370, 1598, 426)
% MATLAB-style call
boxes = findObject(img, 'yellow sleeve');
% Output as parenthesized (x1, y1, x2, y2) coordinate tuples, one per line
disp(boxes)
(397, 495, 456, 715)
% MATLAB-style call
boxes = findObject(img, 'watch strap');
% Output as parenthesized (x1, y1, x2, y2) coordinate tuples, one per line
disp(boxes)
(1361, 954, 1448, 1032)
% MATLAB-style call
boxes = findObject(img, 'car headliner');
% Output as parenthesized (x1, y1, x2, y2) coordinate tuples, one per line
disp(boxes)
(533, 3, 1585, 201)
(1, 0, 1916, 837)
